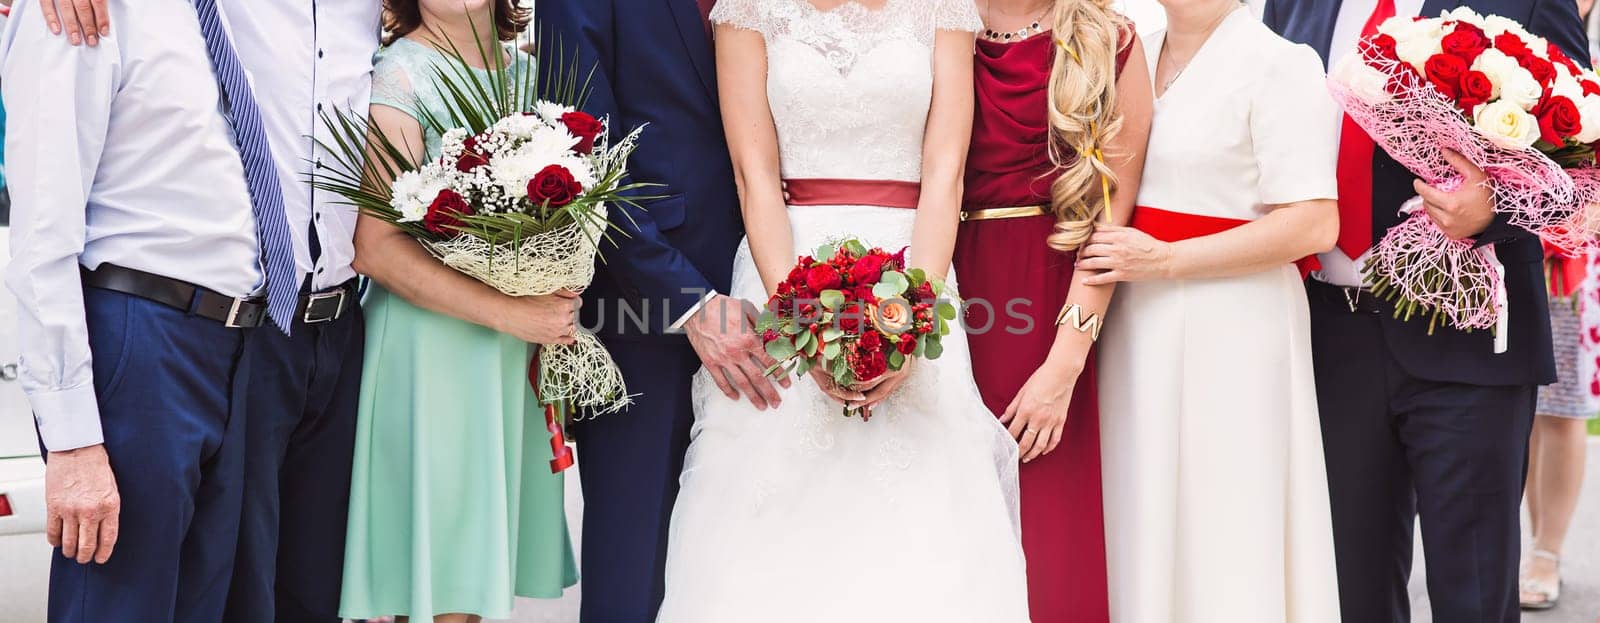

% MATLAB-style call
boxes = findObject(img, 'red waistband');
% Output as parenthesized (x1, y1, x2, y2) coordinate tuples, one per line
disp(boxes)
(1132, 206, 1321, 278)
(784, 178, 921, 210)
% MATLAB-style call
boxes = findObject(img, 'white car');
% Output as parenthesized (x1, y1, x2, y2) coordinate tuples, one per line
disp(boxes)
(0, 219, 53, 622)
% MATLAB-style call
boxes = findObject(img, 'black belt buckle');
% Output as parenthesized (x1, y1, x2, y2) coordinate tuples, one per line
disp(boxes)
(303, 289, 347, 324)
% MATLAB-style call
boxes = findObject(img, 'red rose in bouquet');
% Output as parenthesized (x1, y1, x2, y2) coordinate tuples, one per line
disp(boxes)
(560, 111, 605, 155)
(527, 164, 584, 207)
(757, 239, 958, 419)
(423, 189, 474, 235)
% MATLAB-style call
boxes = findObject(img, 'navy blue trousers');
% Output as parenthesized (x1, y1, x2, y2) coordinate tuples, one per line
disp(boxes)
(223, 305, 364, 623)
(48, 288, 252, 623)
(573, 339, 699, 623)
(1309, 288, 1536, 623)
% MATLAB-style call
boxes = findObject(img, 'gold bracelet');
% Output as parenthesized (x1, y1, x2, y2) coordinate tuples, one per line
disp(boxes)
(1055, 303, 1102, 341)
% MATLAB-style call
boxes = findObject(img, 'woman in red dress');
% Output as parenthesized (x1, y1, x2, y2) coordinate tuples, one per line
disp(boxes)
(953, 1, 1151, 619)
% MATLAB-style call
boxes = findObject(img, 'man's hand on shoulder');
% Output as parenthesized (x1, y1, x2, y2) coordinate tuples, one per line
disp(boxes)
(45, 443, 121, 565)
(684, 294, 791, 410)
(37, 0, 108, 47)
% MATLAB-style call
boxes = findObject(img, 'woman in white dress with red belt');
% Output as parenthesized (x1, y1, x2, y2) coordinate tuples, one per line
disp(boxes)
(1081, 2, 1343, 621)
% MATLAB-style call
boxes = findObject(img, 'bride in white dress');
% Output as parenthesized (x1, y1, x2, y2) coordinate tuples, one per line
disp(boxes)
(656, 0, 1029, 621)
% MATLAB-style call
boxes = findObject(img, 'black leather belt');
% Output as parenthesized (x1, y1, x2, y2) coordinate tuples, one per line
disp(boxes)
(1306, 278, 1384, 314)
(296, 279, 357, 324)
(82, 264, 267, 328)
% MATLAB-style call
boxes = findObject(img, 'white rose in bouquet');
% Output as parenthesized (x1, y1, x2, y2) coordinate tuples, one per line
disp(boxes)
(1474, 99, 1541, 149)
(1471, 48, 1521, 100)
(1482, 14, 1531, 39)
(1576, 94, 1600, 144)
(1500, 71, 1546, 111)
(1446, 6, 1486, 27)
(1332, 54, 1394, 105)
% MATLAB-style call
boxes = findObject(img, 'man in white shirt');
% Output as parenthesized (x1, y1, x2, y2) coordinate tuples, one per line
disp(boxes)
(37, 1, 381, 621)
(1, 0, 273, 620)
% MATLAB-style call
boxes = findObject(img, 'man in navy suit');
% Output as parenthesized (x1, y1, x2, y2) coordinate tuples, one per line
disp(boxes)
(536, 0, 783, 620)
(1265, 1, 1586, 621)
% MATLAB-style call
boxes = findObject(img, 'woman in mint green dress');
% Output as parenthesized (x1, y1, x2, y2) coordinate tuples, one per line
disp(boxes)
(340, 2, 579, 621)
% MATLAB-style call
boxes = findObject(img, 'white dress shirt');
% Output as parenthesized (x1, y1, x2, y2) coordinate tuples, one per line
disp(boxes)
(1314, 0, 1426, 286)
(219, 0, 381, 292)
(1, 0, 261, 451)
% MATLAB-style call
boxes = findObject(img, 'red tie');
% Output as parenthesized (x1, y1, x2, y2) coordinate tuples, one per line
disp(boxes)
(698, 0, 717, 36)
(1335, 0, 1397, 259)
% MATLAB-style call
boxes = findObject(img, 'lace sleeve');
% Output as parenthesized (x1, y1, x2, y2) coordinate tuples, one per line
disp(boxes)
(709, 0, 768, 35)
(932, 0, 982, 33)
(370, 51, 424, 123)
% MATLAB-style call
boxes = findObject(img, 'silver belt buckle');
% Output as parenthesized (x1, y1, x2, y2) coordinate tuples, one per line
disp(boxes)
(303, 289, 347, 324)
(224, 298, 251, 328)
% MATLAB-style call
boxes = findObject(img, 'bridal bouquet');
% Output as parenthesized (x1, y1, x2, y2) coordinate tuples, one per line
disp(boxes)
(1329, 8, 1600, 336)
(758, 239, 958, 419)
(314, 37, 649, 414)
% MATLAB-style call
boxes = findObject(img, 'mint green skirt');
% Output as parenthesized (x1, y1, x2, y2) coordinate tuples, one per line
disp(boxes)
(340, 285, 578, 620)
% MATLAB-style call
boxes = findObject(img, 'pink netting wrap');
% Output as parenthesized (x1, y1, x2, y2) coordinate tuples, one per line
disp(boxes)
(1329, 40, 1600, 332)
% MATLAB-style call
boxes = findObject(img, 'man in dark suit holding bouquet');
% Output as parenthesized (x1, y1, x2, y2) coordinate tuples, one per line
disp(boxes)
(1265, 1, 1587, 621)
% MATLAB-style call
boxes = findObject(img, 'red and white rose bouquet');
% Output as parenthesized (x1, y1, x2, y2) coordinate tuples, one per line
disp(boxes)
(758, 239, 958, 419)
(1329, 8, 1600, 336)
(315, 39, 650, 413)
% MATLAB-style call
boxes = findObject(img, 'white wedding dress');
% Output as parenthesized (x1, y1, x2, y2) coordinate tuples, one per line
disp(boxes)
(656, 1, 1029, 622)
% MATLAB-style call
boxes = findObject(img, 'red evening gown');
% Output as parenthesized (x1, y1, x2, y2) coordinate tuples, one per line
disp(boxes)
(952, 28, 1132, 623)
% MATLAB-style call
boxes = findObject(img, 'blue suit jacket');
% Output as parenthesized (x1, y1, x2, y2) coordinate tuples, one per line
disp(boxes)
(537, 0, 744, 341)
(1265, 0, 1584, 387)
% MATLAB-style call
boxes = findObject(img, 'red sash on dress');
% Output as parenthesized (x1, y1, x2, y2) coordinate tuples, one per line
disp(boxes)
(783, 178, 921, 209)
(1132, 206, 1322, 278)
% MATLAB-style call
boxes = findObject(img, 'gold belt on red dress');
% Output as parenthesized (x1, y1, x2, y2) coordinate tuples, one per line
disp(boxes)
(959, 205, 1049, 222)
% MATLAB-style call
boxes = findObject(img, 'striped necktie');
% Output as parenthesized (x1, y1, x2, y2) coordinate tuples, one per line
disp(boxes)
(192, 0, 299, 333)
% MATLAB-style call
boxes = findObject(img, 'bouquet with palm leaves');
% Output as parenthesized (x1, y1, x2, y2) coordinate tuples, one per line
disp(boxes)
(314, 34, 648, 414)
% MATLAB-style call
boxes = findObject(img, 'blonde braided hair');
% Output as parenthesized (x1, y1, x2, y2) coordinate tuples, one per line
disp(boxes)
(1046, 0, 1126, 252)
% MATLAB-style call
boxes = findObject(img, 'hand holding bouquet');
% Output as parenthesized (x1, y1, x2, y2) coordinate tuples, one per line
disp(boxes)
(758, 240, 959, 419)
(315, 37, 650, 414)
(1329, 8, 1600, 335)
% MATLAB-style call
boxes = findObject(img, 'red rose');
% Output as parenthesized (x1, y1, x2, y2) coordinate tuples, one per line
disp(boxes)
(1521, 55, 1557, 87)
(455, 135, 492, 172)
(423, 189, 474, 236)
(1459, 70, 1495, 111)
(805, 264, 842, 292)
(852, 349, 888, 382)
(1363, 33, 1399, 63)
(1424, 53, 1469, 99)
(1584, 79, 1600, 98)
(838, 302, 865, 332)
(1536, 95, 1583, 145)
(560, 111, 605, 155)
(858, 329, 883, 351)
(1441, 25, 1490, 63)
(849, 253, 888, 285)
(1495, 33, 1533, 61)
(851, 284, 877, 303)
(786, 264, 808, 287)
(896, 336, 917, 355)
(527, 165, 584, 207)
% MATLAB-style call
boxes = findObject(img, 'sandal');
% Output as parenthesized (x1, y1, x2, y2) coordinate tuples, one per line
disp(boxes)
(1519, 549, 1562, 610)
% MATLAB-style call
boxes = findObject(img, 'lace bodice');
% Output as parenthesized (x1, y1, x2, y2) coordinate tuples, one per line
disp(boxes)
(711, 0, 981, 182)
(370, 38, 531, 160)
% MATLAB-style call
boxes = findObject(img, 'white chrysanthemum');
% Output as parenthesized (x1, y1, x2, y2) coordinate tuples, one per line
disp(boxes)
(1474, 99, 1541, 149)
(1576, 94, 1600, 143)
(493, 113, 549, 140)
(389, 166, 453, 222)
(535, 100, 576, 125)
(1333, 54, 1394, 105)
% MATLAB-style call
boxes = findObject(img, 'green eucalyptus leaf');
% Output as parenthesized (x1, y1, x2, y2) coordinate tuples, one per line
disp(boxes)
(820, 289, 845, 311)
